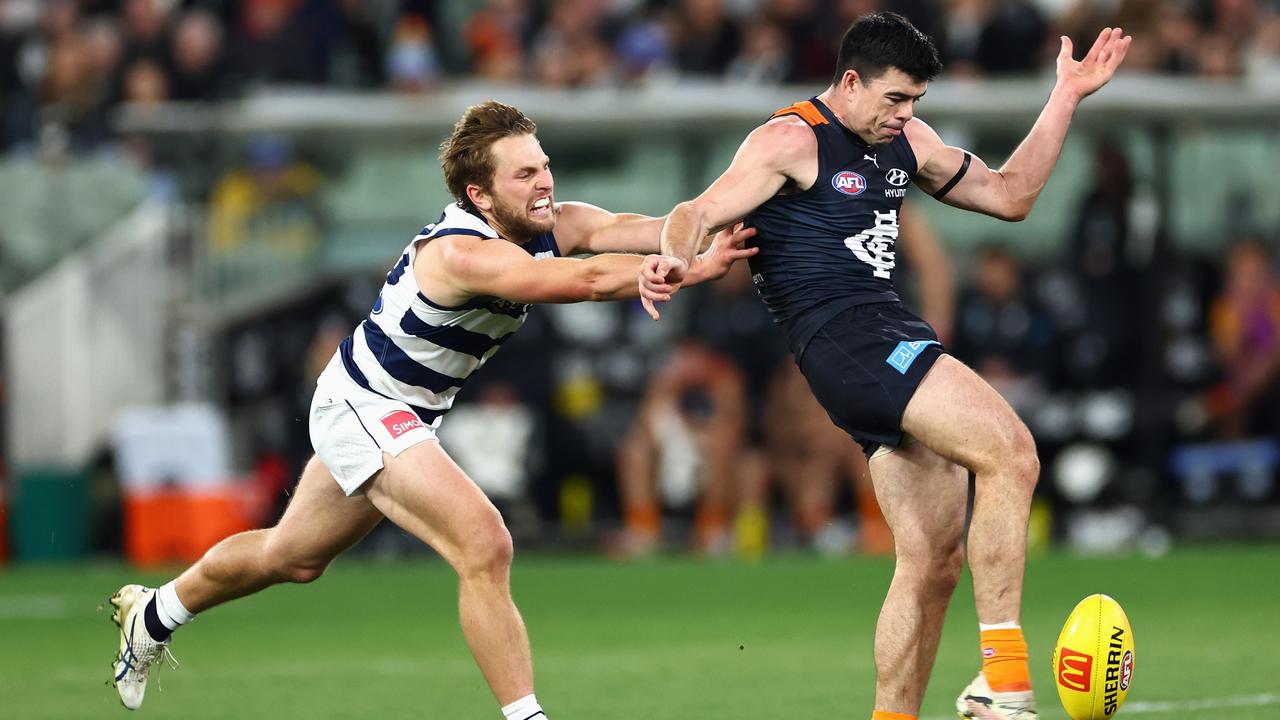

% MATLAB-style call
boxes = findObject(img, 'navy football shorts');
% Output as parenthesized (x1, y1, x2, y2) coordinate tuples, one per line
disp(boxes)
(797, 301, 946, 458)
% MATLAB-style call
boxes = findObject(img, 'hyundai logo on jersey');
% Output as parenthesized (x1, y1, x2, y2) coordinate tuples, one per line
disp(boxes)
(886, 168, 910, 187)
(832, 171, 867, 196)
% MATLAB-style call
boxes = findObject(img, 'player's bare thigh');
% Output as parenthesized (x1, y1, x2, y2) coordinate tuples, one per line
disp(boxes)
(899, 354, 1033, 474)
(868, 437, 967, 548)
(363, 439, 508, 570)
(265, 455, 384, 568)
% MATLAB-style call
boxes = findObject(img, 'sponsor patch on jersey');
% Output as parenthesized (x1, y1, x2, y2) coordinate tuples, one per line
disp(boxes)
(885, 340, 939, 374)
(372, 292, 384, 314)
(886, 168, 910, 187)
(381, 410, 425, 439)
(832, 171, 867, 196)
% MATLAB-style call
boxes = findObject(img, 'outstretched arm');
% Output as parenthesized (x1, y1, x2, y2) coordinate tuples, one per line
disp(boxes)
(431, 236, 658, 303)
(423, 229, 755, 306)
(552, 202, 665, 255)
(553, 201, 722, 256)
(641, 118, 815, 319)
(658, 119, 811, 266)
(911, 27, 1131, 221)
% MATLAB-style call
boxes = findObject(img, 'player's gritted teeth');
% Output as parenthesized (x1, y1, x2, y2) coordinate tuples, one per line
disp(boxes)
(530, 195, 553, 219)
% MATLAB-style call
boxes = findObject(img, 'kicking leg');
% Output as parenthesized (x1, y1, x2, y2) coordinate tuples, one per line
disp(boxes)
(363, 439, 535, 709)
(900, 355, 1040, 718)
(867, 439, 968, 715)
(900, 355, 1038, 632)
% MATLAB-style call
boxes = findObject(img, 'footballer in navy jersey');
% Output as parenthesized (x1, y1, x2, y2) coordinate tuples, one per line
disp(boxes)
(745, 95, 920, 356)
(641, 12, 1132, 720)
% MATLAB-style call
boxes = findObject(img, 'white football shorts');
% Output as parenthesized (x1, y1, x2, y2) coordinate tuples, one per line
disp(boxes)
(309, 354, 439, 495)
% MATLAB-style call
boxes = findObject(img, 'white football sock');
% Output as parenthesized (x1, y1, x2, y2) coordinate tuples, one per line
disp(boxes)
(501, 693, 546, 720)
(155, 581, 196, 630)
(979, 620, 1021, 631)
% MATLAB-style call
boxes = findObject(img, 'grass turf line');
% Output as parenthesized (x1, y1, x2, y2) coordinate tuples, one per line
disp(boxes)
(1, 545, 1277, 719)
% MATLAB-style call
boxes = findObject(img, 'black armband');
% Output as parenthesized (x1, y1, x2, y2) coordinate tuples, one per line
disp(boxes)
(931, 152, 972, 199)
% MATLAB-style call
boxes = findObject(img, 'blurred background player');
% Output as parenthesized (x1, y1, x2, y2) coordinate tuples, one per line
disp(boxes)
(1204, 239, 1280, 437)
(760, 360, 880, 552)
(615, 340, 757, 556)
(951, 243, 1058, 414)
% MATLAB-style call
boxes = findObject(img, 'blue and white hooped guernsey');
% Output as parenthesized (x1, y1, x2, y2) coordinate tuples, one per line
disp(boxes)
(336, 202, 561, 428)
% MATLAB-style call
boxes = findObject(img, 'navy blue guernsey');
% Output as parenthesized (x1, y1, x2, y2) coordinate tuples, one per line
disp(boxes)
(525, 231, 561, 257)
(745, 97, 918, 357)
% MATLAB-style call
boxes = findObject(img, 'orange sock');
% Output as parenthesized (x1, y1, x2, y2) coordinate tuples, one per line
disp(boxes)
(981, 627, 1031, 692)
(871, 711, 917, 720)
(693, 503, 728, 548)
(624, 501, 660, 536)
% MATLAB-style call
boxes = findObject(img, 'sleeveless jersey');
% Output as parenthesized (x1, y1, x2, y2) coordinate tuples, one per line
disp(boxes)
(336, 202, 560, 427)
(745, 96, 918, 356)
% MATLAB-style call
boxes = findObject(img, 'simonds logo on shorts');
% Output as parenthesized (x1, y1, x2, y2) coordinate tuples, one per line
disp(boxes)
(381, 410, 424, 439)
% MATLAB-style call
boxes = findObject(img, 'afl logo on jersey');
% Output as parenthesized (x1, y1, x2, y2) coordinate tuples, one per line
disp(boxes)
(832, 171, 867, 196)
(886, 168, 910, 187)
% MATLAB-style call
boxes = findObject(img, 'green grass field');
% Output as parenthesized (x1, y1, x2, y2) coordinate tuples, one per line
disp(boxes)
(4, 545, 1279, 719)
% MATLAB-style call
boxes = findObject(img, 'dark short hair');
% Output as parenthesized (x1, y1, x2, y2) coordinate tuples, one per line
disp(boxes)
(439, 101, 537, 211)
(833, 12, 943, 86)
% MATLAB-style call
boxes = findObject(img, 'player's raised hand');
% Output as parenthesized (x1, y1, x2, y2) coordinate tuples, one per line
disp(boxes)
(1056, 27, 1131, 100)
(639, 254, 687, 320)
(697, 223, 758, 281)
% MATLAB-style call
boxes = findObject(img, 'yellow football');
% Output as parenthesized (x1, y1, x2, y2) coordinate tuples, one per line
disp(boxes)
(1052, 594, 1135, 720)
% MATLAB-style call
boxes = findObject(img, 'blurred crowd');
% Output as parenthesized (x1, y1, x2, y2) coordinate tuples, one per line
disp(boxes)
(5, 0, 1280, 153)
(4, 0, 1279, 558)
(220, 165, 1279, 557)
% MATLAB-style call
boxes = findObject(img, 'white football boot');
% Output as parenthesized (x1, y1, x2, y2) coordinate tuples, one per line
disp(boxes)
(109, 584, 178, 710)
(955, 673, 1038, 719)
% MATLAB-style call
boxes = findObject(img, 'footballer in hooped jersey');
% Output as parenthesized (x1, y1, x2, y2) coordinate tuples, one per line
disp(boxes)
(107, 101, 757, 717)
